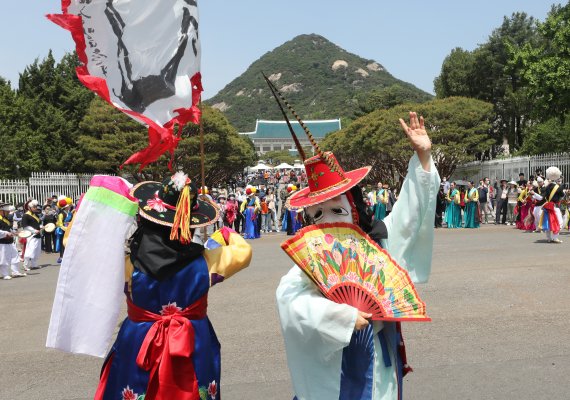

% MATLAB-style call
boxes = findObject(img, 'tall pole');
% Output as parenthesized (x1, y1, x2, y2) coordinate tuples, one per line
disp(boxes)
(199, 101, 208, 241)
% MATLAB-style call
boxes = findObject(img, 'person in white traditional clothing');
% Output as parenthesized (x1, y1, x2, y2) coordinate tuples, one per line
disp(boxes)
(274, 107, 439, 398)
(0, 202, 26, 279)
(534, 167, 565, 243)
(22, 200, 43, 270)
(531, 177, 546, 233)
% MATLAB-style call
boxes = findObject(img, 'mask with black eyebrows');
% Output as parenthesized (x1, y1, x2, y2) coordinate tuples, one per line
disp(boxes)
(305, 194, 354, 225)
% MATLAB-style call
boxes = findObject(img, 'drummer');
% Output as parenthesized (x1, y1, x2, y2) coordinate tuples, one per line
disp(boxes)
(0, 202, 26, 279)
(22, 200, 43, 271)
(42, 205, 57, 253)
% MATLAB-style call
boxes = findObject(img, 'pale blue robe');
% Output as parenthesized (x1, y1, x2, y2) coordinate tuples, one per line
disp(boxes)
(276, 154, 440, 400)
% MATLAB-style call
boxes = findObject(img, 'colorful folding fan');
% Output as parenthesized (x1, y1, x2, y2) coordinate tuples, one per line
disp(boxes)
(281, 222, 430, 322)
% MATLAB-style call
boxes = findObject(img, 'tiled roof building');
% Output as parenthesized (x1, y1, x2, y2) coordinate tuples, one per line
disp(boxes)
(240, 119, 341, 154)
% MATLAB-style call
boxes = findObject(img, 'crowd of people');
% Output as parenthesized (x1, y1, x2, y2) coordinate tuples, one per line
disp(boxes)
(0, 195, 75, 280)
(432, 168, 569, 243)
(3, 164, 567, 283)
(199, 172, 401, 241)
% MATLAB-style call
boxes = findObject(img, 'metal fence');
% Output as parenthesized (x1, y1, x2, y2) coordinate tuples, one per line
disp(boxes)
(0, 172, 112, 206)
(452, 153, 570, 185)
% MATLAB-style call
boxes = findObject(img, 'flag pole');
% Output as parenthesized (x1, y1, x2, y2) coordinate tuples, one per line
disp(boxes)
(199, 101, 208, 241)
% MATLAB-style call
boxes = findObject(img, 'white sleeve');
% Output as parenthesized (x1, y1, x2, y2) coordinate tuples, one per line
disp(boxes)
(382, 153, 440, 283)
(0, 230, 10, 239)
(276, 267, 357, 362)
(47, 178, 138, 358)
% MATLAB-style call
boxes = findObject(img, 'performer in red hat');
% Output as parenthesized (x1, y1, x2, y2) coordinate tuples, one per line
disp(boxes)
(282, 184, 302, 235)
(265, 76, 440, 400)
(240, 185, 261, 239)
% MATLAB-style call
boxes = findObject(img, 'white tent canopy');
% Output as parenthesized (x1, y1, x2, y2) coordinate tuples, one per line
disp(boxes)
(249, 162, 273, 171)
(274, 162, 294, 169)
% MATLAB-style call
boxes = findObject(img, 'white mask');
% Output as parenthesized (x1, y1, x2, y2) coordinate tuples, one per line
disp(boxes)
(305, 194, 354, 224)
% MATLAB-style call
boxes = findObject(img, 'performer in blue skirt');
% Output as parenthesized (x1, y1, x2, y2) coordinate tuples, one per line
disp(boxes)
(463, 181, 480, 228)
(444, 182, 462, 228)
(240, 186, 260, 239)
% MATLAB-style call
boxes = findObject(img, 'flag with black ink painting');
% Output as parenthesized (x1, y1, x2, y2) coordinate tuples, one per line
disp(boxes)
(48, 0, 202, 169)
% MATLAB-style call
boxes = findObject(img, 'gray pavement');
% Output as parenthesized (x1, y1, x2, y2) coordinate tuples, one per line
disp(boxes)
(0, 225, 569, 399)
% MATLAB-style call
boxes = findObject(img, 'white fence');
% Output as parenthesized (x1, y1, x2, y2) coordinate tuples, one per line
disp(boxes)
(452, 153, 570, 185)
(0, 172, 112, 206)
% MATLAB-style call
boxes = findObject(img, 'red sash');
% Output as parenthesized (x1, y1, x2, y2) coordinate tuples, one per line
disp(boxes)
(127, 295, 208, 400)
(542, 202, 561, 234)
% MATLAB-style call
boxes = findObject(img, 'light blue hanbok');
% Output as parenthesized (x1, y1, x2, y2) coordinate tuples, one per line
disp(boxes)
(276, 154, 440, 400)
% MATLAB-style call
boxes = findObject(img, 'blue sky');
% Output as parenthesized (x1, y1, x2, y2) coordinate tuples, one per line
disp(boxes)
(0, 1, 555, 99)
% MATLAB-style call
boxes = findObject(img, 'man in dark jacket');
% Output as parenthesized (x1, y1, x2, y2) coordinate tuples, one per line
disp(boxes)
(494, 180, 509, 225)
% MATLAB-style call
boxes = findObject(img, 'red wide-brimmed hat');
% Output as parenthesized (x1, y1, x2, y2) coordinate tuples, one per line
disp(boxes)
(289, 152, 370, 208)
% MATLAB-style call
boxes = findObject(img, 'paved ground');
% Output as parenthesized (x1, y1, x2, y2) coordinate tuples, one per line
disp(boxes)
(0, 225, 569, 399)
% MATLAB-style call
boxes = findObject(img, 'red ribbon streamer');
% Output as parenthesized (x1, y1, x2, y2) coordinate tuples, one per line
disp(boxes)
(542, 202, 561, 234)
(127, 295, 208, 400)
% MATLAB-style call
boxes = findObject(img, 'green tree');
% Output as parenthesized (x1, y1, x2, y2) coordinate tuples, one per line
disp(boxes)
(434, 13, 540, 150)
(433, 48, 476, 98)
(174, 106, 256, 186)
(519, 114, 570, 154)
(356, 84, 432, 117)
(321, 97, 495, 186)
(515, 3, 570, 122)
(77, 99, 256, 184)
(262, 150, 296, 166)
(77, 96, 152, 175)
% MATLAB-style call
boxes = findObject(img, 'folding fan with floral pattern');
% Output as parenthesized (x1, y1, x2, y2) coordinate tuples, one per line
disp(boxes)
(281, 222, 430, 322)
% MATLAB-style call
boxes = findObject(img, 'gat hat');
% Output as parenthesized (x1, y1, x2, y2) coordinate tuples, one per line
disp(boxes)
(0, 202, 11, 211)
(508, 180, 517, 186)
(546, 166, 562, 181)
(131, 172, 219, 243)
(263, 73, 370, 209)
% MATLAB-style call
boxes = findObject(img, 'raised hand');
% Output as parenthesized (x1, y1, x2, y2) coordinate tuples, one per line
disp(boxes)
(399, 111, 432, 171)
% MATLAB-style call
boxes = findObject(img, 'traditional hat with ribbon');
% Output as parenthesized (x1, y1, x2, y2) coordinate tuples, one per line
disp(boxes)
(131, 171, 219, 244)
(263, 74, 370, 209)
(57, 196, 73, 209)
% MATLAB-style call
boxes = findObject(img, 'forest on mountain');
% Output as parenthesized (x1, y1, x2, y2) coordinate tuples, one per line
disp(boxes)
(205, 33, 432, 132)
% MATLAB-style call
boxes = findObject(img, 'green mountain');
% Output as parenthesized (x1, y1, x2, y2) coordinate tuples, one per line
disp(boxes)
(206, 34, 432, 132)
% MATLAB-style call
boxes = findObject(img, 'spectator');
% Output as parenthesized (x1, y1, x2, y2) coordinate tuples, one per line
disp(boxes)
(478, 180, 491, 224)
(441, 176, 451, 195)
(266, 187, 277, 232)
(495, 180, 509, 225)
(260, 197, 269, 233)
